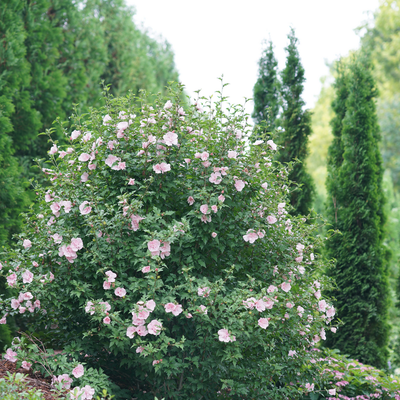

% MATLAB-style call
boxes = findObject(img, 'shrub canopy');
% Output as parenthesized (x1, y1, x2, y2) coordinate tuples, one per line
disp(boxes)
(1, 86, 337, 399)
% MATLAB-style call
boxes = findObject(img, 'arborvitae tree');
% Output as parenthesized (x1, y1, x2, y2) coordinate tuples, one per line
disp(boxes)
(278, 29, 314, 216)
(252, 40, 280, 129)
(325, 55, 390, 369)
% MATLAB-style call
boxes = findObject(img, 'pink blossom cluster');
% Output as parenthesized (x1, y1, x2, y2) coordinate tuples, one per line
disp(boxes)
(59, 238, 84, 263)
(218, 328, 236, 342)
(127, 300, 162, 338)
(243, 229, 264, 244)
(10, 291, 39, 314)
(164, 302, 183, 316)
(68, 385, 95, 400)
(147, 240, 170, 258)
(243, 296, 274, 312)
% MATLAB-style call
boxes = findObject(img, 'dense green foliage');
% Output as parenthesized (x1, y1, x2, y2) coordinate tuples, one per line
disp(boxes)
(0, 0, 180, 249)
(278, 29, 314, 216)
(325, 55, 390, 369)
(252, 41, 280, 129)
(0, 86, 337, 399)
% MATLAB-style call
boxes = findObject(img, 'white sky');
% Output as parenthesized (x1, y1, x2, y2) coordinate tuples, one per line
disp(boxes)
(128, 0, 381, 113)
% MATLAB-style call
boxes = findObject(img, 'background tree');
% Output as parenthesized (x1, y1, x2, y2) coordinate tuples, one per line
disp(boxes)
(325, 55, 390, 369)
(252, 40, 280, 129)
(278, 28, 314, 216)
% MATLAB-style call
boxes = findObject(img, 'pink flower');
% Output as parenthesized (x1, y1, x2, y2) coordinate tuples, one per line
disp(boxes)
(103, 282, 111, 290)
(314, 290, 321, 299)
(218, 328, 235, 342)
(126, 326, 136, 338)
(186, 313, 193, 318)
(51, 233, 62, 243)
(261, 183, 268, 190)
(160, 241, 171, 258)
(211, 205, 218, 213)
(7, 273, 17, 287)
(258, 318, 269, 329)
(326, 306, 335, 318)
(243, 230, 258, 244)
(200, 152, 209, 161)
(164, 303, 175, 313)
(267, 215, 277, 224)
(50, 202, 61, 215)
(136, 325, 148, 337)
(199, 305, 208, 314)
(218, 194, 225, 202)
(61, 200, 72, 213)
(227, 150, 237, 159)
(70, 238, 83, 252)
(187, 196, 195, 205)
(71, 130, 81, 140)
(164, 100, 173, 109)
(136, 346, 144, 353)
(211, 232, 217, 238)
(198, 287, 211, 297)
(72, 364, 84, 378)
(200, 204, 208, 214)
(22, 270, 33, 284)
(148, 240, 161, 254)
(318, 300, 327, 312)
(78, 153, 91, 162)
(128, 178, 135, 185)
(153, 162, 171, 174)
(103, 316, 111, 324)
(152, 359, 162, 366)
(295, 256, 303, 263)
(146, 300, 156, 311)
(288, 350, 297, 357)
(79, 201, 92, 215)
(286, 302, 294, 309)
(234, 180, 245, 192)
(267, 139, 277, 150)
(147, 319, 163, 335)
(130, 214, 144, 231)
(331, 327, 337, 333)
(85, 301, 95, 315)
(115, 287, 126, 297)
(23, 292, 33, 300)
(23, 239, 32, 249)
(105, 154, 119, 168)
(82, 385, 95, 400)
(209, 172, 222, 184)
(281, 282, 291, 293)
(142, 266, 151, 273)
(164, 131, 178, 146)
(11, 299, 20, 309)
(22, 361, 32, 370)
(81, 172, 89, 182)
(4, 348, 17, 362)
(328, 389, 336, 396)
(253, 140, 263, 145)
(305, 383, 314, 391)
(0, 317, 6, 324)
(49, 144, 58, 154)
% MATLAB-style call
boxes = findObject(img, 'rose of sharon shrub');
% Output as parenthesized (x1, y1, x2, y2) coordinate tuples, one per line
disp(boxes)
(0, 85, 337, 399)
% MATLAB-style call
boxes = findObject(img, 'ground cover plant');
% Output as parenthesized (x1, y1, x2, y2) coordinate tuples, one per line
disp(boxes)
(0, 83, 338, 399)
(301, 348, 400, 400)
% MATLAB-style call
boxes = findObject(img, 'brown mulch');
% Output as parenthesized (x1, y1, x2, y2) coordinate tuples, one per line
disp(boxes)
(0, 358, 61, 399)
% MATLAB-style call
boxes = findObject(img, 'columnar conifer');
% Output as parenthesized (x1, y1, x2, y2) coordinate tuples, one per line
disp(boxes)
(278, 29, 314, 216)
(252, 40, 280, 129)
(325, 55, 390, 369)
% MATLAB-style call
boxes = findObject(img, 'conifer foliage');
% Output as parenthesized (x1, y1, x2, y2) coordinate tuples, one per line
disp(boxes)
(252, 41, 280, 129)
(325, 55, 390, 369)
(278, 29, 314, 216)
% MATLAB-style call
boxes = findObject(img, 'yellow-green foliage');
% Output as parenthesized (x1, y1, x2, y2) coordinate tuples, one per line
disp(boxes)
(306, 80, 334, 205)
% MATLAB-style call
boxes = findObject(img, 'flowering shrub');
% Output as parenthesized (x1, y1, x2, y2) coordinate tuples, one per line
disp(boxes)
(301, 348, 400, 400)
(0, 84, 337, 399)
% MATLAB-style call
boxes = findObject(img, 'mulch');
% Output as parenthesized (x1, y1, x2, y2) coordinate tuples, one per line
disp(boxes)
(0, 358, 60, 399)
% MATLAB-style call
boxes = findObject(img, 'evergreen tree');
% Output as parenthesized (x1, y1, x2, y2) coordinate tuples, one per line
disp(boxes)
(252, 40, 280, 129)
(325, 55, 390, 369)
(278, 29, 314, 216)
